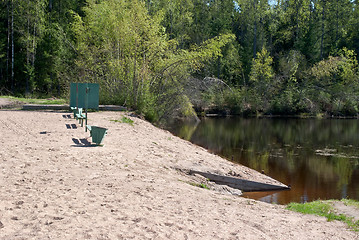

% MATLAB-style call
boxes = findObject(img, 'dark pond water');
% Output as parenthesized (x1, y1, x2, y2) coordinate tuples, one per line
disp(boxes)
(165, 117, 359, 204)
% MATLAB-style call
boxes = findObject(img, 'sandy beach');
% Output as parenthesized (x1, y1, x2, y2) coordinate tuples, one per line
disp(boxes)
(0, 108, 358, 239)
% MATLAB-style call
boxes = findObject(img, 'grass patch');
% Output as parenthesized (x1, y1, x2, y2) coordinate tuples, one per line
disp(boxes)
(178, 179, 210, 190)
(110, 116, 134, 125)
(287, 200, 359, 231)
(342, 199, 359, 209)
(121, 116, 134, 125)
(189, 182, 210, 190)
(1, 96, 66, 105)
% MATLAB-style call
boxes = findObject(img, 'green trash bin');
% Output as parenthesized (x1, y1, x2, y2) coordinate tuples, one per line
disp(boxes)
(89, 126, 108, 145)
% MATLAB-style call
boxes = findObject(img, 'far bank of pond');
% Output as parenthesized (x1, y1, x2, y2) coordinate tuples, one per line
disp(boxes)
(164, 117, 359, 204)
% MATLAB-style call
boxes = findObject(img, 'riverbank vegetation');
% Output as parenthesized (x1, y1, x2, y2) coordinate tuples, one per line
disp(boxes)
(0, 95, 66, 105)
(0, 0, 358, 122)
(287, 199, 359, 231)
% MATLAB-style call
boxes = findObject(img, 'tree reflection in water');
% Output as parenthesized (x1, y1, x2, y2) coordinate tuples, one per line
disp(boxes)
(165, 117, 359, 204)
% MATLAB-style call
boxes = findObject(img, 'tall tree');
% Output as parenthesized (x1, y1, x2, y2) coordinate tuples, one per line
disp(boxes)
(271, 0, 312, 51)
(235, 0, 271, 77)
(313, 0, 354, 60)
(10, 0, 14, 92)
(72, 0, 233, 121)
(249, 47, 275, 111)
(327, 0, 355, 54)
(0, 1, 7, 90)
(349, 0, 359, 57)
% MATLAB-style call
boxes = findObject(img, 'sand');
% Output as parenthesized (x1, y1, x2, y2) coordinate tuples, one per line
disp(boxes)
(0, 109, 358, 239)
(0, 98, 23, 109)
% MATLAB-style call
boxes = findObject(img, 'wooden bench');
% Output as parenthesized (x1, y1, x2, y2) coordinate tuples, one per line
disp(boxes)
(86, 125, 108, 145)
(76, 108, 87, 127)
(86, 125, 92, 136)
(70, 106, 77, 118)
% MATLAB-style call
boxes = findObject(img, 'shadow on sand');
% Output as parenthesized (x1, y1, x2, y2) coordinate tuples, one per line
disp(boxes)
(71, 138, 98, 147)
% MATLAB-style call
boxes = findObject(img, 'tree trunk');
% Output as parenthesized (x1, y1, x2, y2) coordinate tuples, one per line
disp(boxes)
(32, 20, 37, 91)
(11, 0, 14, 92)
(295, 0, 300, 41)
(253, 0, 257, 59)
(7, 0, 10, 87)
(217, 56, 221, 79)
(335, 1, 339, 44)
(26, 16, 30, 95)
(320, 0, 326, 59)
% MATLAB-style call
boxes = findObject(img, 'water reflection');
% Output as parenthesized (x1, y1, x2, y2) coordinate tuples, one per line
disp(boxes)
(166, 117, 359, 204)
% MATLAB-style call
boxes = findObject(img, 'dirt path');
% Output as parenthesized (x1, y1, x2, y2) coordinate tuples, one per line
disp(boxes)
(0, 98, 13, 107)
(0, 110, 357, 239)
(0, 97, 23, 109)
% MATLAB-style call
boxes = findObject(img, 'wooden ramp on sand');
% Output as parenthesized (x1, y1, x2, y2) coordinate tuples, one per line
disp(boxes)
(190, 170, 290, 192)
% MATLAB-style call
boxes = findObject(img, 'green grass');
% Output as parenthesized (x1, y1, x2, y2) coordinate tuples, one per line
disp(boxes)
(198, 183, 210, 190)
(0, 96, 66, 105)
(178, 179, 210, 190)
(110, 116, 134, 125)
(287, 199, 359, 231)
(189, 182, 210, 190)
(342, 199, 359, 209)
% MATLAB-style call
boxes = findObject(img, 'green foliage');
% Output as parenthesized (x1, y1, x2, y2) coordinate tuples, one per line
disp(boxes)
(269, 50, 311, 114)
(0, 0, 359, 119)
(189, 182, 210, 190)
(73, 0, 166, 118)
(287, 200, 359, 231)
(110, 116, 134, 126)
(287, 201, 336, 217)
(250, 47, 274, 84)
(0, 96, 66, 105)
(72, 0, 234, 122)
(249, 47, 274, 112)
(278, 50, 307, 82)
(270, 84, 307, 115)
(309, 48, 359, 116)
(342, 199, 359, 209)
(121, 116, 134, 125)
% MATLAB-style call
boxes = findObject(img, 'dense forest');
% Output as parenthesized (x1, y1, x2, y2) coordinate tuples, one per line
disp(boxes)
(0, 0, 358, 122)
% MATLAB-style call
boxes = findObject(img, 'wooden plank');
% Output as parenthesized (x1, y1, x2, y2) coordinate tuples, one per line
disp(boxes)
(22, 104, 69, 110)
(189, 170, 290, 192)
(99, 105, 127, 111)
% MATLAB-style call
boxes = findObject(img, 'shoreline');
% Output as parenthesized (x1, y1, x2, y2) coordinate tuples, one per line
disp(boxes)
(0, 109, 358, 239)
